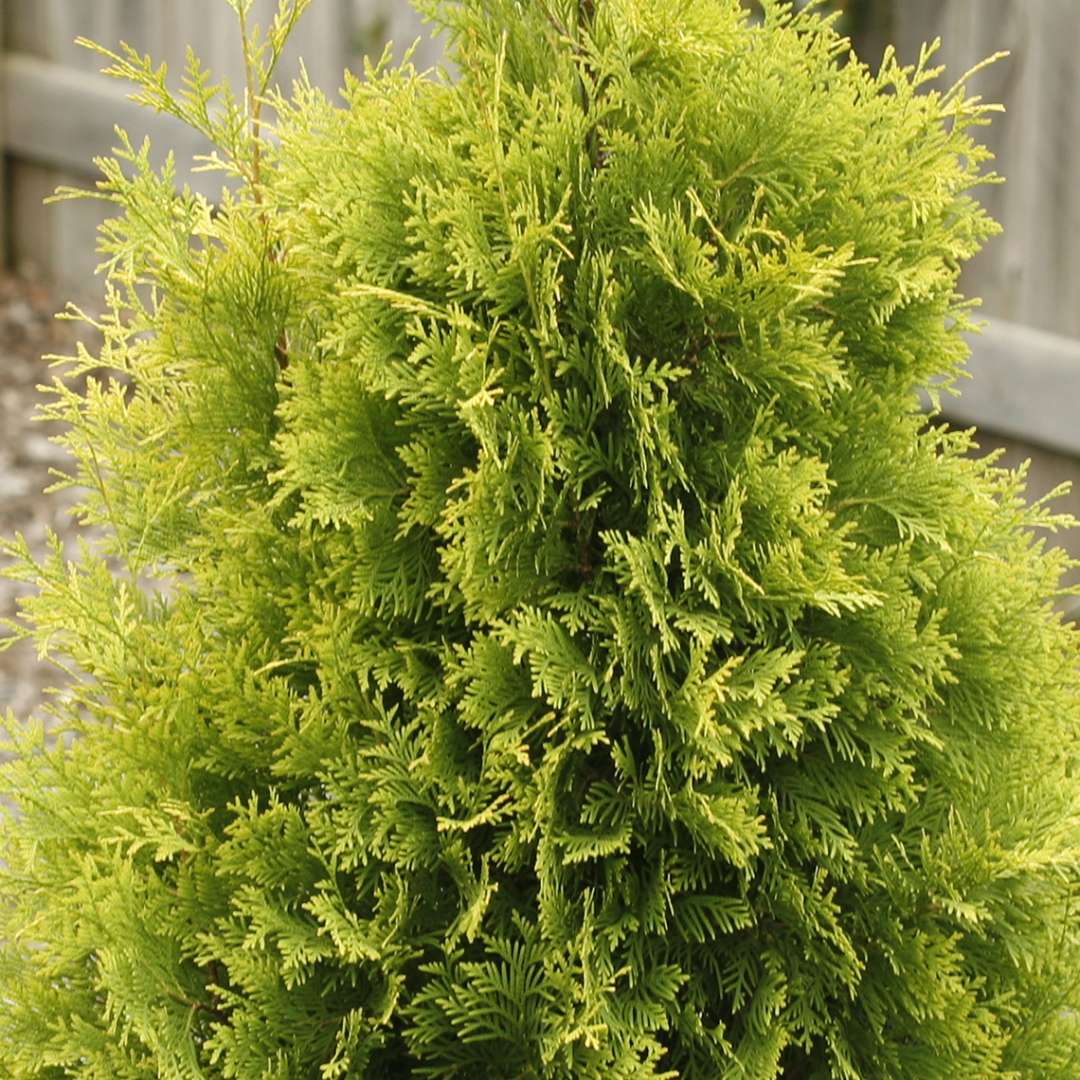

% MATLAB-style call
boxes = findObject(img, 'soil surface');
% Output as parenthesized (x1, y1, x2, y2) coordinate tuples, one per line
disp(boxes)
(0, 272, 90, 723)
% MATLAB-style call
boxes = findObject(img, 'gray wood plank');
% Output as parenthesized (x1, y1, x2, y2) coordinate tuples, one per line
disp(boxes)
(5, 0, 51, 57)
(0, 52, 219, 197)
(947, 318, 1080, 456)
(287, 0, 352, 95)
(41, 0, 82, 68)
(890, 0, 1079, 341)
(8, 157, 60, 279)
(1049, 1, 1080, 340)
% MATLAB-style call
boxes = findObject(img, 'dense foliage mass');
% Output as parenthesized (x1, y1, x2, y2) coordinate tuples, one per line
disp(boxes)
(3, 0, 1079, 1075)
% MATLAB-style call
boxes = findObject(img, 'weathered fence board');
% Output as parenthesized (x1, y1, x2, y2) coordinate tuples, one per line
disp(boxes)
(0, 0, 433, 292)
(6, 0, 356, 92)
(949, 319, 1080, 455)
(2, 53, 213, 188)
(874, 0, 1080, 343)
(843, 0, 1080, 456)
(848, 0, 1080, 582)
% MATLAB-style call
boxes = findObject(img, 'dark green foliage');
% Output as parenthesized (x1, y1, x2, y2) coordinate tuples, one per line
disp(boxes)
(2, 0, 1079, 1076)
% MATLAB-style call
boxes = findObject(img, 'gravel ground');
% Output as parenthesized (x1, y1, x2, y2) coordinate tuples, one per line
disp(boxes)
(0, 273, 90, 723)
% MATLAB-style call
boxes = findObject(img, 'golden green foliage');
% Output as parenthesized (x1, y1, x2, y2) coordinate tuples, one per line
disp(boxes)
(2, 1, 1078, 1076)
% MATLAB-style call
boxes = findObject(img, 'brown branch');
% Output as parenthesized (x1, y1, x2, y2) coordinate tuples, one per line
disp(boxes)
(274, 330, 290, 372)
(238, 5, 289, 374)
(577, 0, 605, 170)
(537, 0, 573, 43)
(239, 12, 262, 199)
(684, 323, 740, 368)
(539, 0, 607, 170)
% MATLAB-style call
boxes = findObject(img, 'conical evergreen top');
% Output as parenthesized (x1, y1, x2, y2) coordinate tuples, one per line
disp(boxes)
(2, 1, 1079, 1076)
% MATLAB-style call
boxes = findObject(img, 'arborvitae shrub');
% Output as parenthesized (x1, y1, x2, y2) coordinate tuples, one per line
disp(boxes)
(2, 0, 1079, 1075)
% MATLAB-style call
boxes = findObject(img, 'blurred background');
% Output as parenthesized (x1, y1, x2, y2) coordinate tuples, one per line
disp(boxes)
(0, 0, 1078, 717)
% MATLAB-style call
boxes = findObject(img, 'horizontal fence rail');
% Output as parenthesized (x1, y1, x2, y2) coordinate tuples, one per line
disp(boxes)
(0, 0, 436, 290)
(2, 52, 217, 197)
(871, 0, 1080, 344)
(950, 320, 1080, 456)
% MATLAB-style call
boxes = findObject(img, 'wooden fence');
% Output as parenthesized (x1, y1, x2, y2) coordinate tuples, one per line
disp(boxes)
(852, 0, 1080, 605)
(1, 0, 1078, 465)
(854, 0, 1080, 462)
(0, 0, 436, 291)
